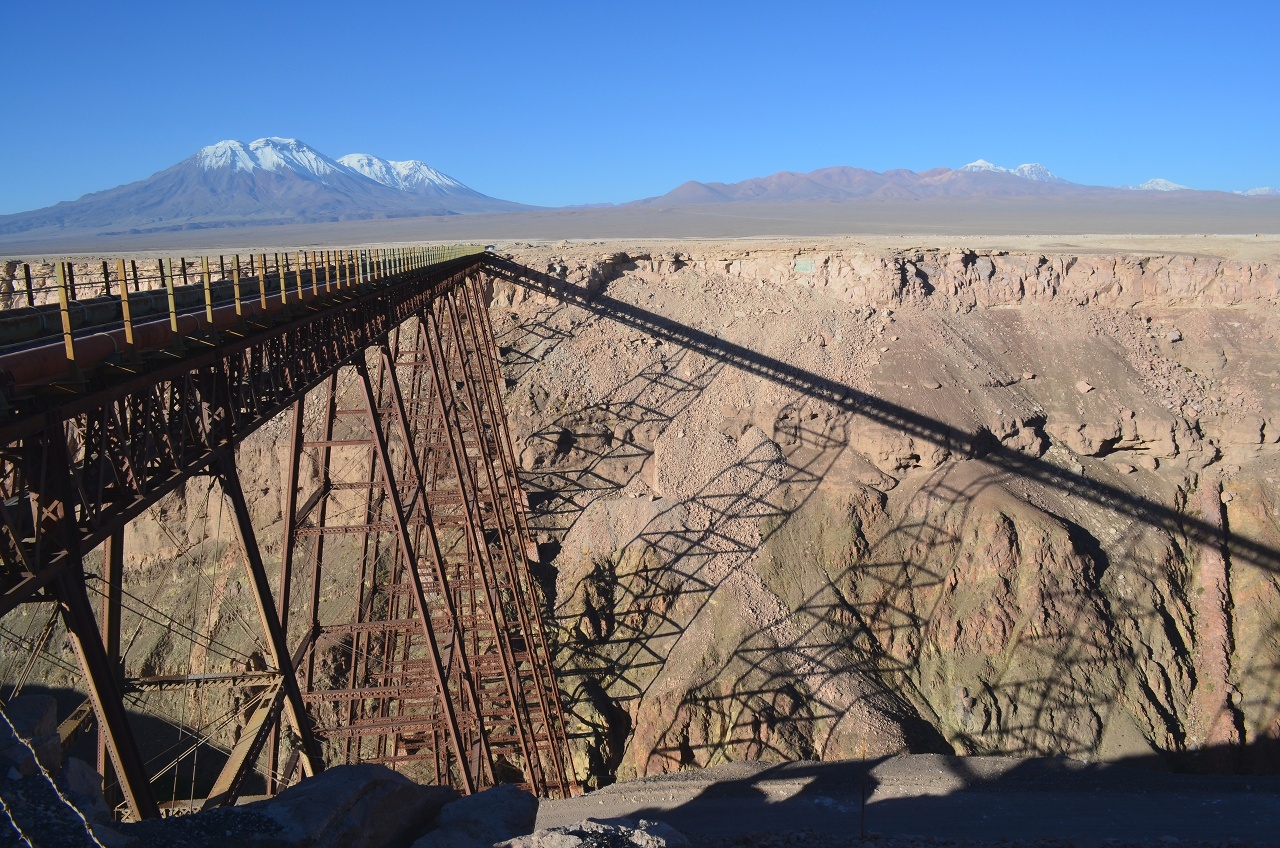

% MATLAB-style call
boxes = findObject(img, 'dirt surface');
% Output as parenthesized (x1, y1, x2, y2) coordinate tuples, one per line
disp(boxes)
(538, 754, 1280, 846)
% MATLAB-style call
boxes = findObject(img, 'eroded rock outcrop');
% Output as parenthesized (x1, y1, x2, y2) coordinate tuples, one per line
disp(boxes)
(503, 248, 1280, 314)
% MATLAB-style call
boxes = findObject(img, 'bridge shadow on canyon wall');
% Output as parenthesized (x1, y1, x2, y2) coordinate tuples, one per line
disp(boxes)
(485, 256, 1280, 785)
(498, 302, 725, 538)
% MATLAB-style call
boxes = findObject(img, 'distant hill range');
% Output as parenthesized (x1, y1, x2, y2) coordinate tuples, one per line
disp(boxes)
(633, 160, 1280, 205)
(0, 137, 532, 238)
(3, 144, 1277, 243)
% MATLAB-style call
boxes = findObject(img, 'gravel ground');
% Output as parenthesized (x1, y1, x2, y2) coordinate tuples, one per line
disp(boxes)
(701, 835, 1264, 848)
(538, 755, 1280, 848)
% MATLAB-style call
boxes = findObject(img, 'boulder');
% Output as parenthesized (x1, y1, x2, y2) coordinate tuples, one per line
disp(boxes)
(499, 817, 689, 848)
(850, 419, 950, 474)
(58, 756, 112, 824)
(0, 695, 61, 776)
(411, 784, 537, 848)
(248, 764, 457, 848)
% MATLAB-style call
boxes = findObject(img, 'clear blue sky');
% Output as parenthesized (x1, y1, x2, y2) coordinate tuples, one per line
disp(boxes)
(2, 0, 1276, 214)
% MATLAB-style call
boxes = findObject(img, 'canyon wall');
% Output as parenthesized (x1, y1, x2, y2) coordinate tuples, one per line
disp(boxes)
(488, 244, 1280, 787)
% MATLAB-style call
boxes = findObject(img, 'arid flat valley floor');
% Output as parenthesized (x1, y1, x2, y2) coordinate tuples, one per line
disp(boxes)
(3, 195, 1280, 257)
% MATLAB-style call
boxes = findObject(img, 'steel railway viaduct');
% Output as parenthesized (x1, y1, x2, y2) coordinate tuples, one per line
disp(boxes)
(0, 246, 577, 820)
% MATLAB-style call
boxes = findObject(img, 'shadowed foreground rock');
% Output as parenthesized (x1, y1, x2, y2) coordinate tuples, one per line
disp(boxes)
(411, 783, 538, 848)
(246, 764, 457, 848)
(1, 697, 117, 848)
(1, 703, 539, 848)
(115, 765, 458, 848)
(3, 767, 544, 848)
(500, 817, 689, 848)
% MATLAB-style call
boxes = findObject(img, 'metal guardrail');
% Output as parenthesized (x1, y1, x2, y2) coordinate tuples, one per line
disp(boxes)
(1, 245, 484, 315)
(0, 244, 484, 404)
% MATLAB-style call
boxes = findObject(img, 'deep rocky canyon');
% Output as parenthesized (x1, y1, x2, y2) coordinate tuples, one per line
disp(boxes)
(3, 240, 1277, 801)
(487, 242, 1280, 788)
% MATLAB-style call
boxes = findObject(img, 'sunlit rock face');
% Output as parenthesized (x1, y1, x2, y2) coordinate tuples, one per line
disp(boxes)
(488, 243, 1280, 788)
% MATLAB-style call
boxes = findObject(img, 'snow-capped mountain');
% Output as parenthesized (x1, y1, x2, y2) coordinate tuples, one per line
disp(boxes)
(392, 160, 466, 192)
(196, 137, 352, 180)
(334, 153, 503, 211)
(1127, 178, 1191, 192)
(339, 153, 465, 192)
(960, 160, 1072, 184)
(1239, 186, 1279, 196)
(0, 138, 531, 237)
(1009, 163, 1070, 184)
(634, 157, 1280, 206)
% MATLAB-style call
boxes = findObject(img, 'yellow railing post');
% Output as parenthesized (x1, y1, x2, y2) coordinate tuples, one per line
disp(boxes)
(202, 257, 215, 329)
(232, 255, 244, 320)
(117, 259, 135, 360)
(163, 258, 180, 337)
(256, 254, 267, 310)
(274, 254, 284, 305)
(55, 262, 80, 380)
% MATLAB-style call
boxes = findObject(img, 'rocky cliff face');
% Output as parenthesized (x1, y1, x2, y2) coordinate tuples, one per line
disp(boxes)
(487, 243, 1280, 788)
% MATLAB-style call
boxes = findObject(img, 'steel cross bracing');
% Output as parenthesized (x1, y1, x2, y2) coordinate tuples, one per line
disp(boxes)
(0, 246, 574, 820)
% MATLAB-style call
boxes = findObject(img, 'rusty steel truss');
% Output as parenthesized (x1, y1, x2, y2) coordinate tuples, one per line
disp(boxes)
(0, 247, 574, 819)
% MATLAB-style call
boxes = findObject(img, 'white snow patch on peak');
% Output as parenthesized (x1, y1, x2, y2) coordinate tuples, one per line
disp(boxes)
(960, 159, 1002, 172)
(194, 139, 470, 192)
(339, 153, 466, 191)
(1130, 178, 1191, 191)
(247, 137, 344, 178)
(1239, 186, 1279, 196)
(391, 160, 465, 190)
(197, 140, 257, 172)
(960, 159, 1070, 183)
(196, 137, 348, 181)
(1011, 163, 1069, 184)
(338, 153, 400, 187)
